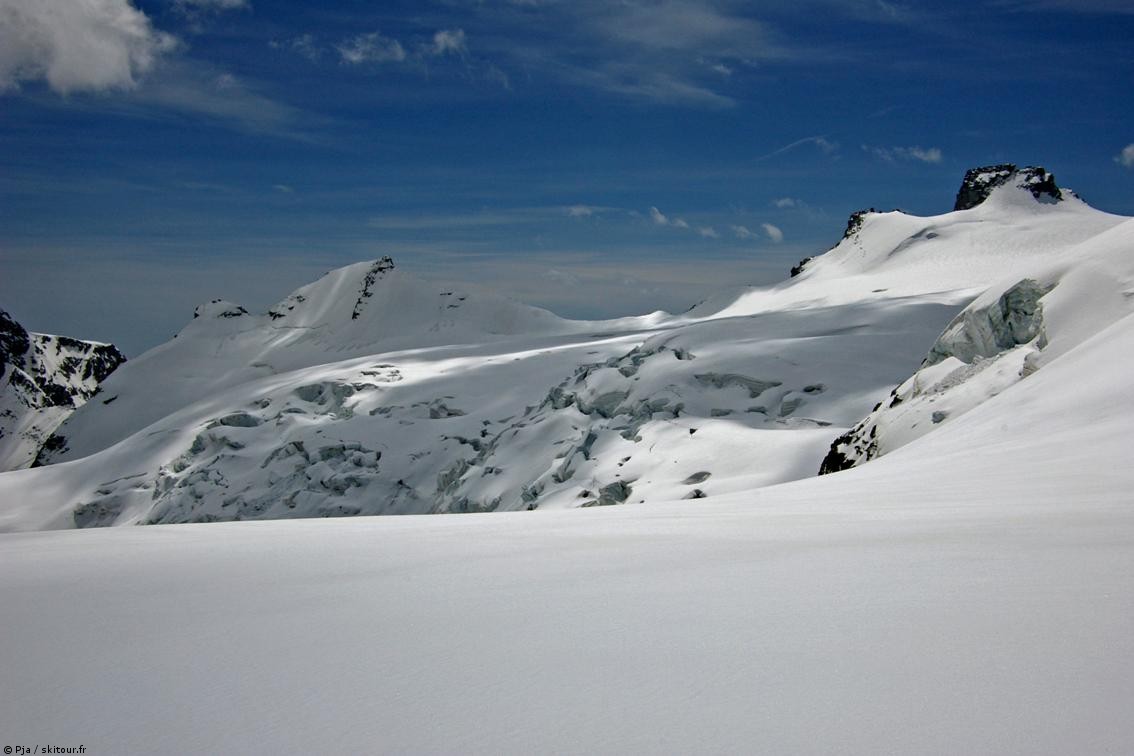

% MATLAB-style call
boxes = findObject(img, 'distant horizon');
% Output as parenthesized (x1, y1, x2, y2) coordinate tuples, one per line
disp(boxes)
(2, 0, 1132, 354)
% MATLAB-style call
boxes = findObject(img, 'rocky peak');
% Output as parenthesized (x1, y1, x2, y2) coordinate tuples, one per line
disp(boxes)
(954, 164, 1062, 211)
(1, 309, 31, 382)
(1, 308, 127, 470)
(352, 256, 396, 320)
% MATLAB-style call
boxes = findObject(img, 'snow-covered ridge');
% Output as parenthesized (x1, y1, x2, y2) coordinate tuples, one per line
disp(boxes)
(1, 165, 1131, 531)
(821, 210, 1134, 473)
(34, 256, 586, 466)
(0, 309, 126, 471)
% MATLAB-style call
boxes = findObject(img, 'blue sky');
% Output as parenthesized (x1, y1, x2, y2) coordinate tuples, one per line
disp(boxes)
(2, 0, 1133, 354)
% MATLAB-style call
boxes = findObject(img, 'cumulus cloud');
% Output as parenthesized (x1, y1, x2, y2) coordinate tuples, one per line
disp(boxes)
(773, 197, 799, 208)
(731, 225, 757, 240)
(1116, 144, 1134, 169)
(762, 223, 784, 243)
(697, 226, 719, 238)
(337, 31, 406, 65)
(865, 145, 943, 164)
(649, 206, 690, 230)
(0, 0, 177, 95)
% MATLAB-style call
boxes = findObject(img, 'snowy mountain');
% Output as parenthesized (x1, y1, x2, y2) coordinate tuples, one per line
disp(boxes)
(1, 166, 1131, 531)
(0, 309, 125, 471)
(3, 165, 1134, 753)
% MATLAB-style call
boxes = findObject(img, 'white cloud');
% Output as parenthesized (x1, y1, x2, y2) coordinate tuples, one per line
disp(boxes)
(543, 268, 581, 285)
(865, 145, 943, 164)
(697, 226, 719, 238)
(731, 225, 757, 240)
(762, 223, 784, 243)
(128, 60, 307, 137)
(773, 197, 799, 209)
(906, 146, 942, 163)
(1116, 144, 1134, 169)
(649, 206, 690, 230)
(214, 73, 238, 90)
(494, 1, 798, 108)
(0, 0, 177, 95)
(272, 184, 294, 193)
(337, 32, 406, 65)
(273, 34, 322, 62)
(430, 29, 468, 57)
(567, 205, 594, 217)
(757, 135, 839, 162)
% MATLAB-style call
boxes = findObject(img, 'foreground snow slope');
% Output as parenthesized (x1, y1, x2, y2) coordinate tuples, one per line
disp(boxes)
(1, 308, 1132, 754)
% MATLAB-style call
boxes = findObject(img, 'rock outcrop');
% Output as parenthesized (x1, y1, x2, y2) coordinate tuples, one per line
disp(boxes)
(954, 164, 1062, 211)
(0, 309, 126, 470)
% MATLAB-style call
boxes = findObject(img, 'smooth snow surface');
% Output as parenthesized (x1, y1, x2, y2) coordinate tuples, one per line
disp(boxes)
(2, 313, 1133, 752)
(2, 168, 1134, 753)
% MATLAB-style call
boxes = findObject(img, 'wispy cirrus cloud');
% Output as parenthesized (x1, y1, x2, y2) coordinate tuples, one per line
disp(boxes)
(864, 145, 943, 164)
(756, 135, 839, 162)
(761, 223, 784, 243)
(472, 0, 802, 107)
(270, 34, 322, 62)
(337, 31, 407, 65)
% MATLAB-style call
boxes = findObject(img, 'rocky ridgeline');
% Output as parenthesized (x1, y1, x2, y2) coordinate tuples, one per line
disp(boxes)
(0, 309, 126, 470)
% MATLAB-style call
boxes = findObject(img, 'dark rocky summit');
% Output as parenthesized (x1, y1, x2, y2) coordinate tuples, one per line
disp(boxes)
(954, 164, 1062, 211)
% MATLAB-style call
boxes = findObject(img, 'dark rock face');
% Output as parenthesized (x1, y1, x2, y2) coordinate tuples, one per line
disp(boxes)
(352, 257, 396, 320)
(1, 308, 127, 470)
(818, 420, 878, 476)
(953, 164, 1062, 211)
(843, 209, 871, 239)
(0, 309, 31, 383)
(790, 257, 813, 278)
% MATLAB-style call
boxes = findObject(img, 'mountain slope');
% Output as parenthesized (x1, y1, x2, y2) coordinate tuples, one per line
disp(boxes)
(1, 303, 1132, 753)
(0, 309, 125, 471)
(821, 211, 1134, 473)
(2, 165, 1131, 531)
(36, 257, 587, 465)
